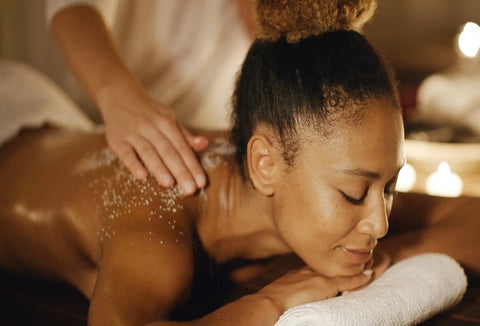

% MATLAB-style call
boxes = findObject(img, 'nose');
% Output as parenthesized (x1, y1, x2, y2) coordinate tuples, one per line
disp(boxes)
(357, 196, 389, 239)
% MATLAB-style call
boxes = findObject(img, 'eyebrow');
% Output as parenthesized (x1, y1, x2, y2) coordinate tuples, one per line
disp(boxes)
(338, 168, 381, 180)
(337, 158, 406, 181)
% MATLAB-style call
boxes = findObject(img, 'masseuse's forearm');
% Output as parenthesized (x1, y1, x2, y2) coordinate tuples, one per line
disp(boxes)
(50, 5, 141, 109)
(146, 294, 281, 326)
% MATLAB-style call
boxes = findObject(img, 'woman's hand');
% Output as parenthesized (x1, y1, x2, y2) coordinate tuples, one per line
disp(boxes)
(99, 83, 208, 195)
(340, 247, 391, 294)
(255, 266, 374, 313)
(369, 247, 391, 279)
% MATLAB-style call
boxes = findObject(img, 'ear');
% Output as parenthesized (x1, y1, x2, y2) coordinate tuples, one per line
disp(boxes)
(247, 133, 282, 196)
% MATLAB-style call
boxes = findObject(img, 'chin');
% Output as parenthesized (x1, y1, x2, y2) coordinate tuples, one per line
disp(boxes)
(306, 254, 367, 277)
(341, 264, 366, 276)
(321, 262, 366, 277)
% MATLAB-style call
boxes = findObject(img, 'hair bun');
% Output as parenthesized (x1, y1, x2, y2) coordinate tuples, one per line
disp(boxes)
(255, 0, 377, 43)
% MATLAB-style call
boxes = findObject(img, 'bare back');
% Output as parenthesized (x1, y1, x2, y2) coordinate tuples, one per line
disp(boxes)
(0, 127, 201, 322)
(0, 128, 107, 293)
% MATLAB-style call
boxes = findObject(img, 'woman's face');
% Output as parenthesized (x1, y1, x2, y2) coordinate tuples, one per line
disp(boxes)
(274, 100, 404, 277)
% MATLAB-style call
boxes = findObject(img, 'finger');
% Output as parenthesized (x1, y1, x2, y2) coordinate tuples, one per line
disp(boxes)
(180, 126, 209, 152)
(129, 136, 175, 188)
(142, 127, 198, 194)
(177, 128, 207, 188)
(109, 141, 148, 180)
(372, 248, 391, 277)
(153, 123, 206, 190)
(335, 269, 373, 293)
(365, 257, 374, 270)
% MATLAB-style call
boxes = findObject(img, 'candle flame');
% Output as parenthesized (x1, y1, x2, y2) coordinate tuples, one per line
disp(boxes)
(425, 161, 463, 197)
(437, 161, 451, 175)
(458, 22, 480, 58)
(396, 163, 416, 192)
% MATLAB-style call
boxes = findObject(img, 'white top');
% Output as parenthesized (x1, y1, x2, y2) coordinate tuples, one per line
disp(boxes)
(45, 0, 251, 129)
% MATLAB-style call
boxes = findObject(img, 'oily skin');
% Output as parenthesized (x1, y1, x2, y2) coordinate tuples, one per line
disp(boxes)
(0, 129, 200, 323)
(1, 100, 480, 324)
(0, 99, 403, 324)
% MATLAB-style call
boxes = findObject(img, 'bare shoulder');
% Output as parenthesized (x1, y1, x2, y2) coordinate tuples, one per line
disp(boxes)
(89, 177, 197, 323)
(67, 135, 199, 322)
(0, 128, 200, 323)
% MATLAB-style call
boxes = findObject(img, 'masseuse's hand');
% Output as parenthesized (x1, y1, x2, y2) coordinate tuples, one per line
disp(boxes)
(256, 266, 373, 312)
(99, 84, 208, 195)
(50, 5, 207, 195)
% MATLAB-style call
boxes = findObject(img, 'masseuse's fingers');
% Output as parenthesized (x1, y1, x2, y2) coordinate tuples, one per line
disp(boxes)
(127, 135, 174, 187)
(257, 266, 373, 312)
(105, 122, 175, 188)
(110, 140, 149, 180)
(180, 125, 209, 152)
(147, 118, 207, 191)
(101, 92, 207, 195)
(136, 107, 207, 194)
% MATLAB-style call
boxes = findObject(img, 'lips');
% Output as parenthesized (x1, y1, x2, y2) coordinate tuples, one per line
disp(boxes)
(340, 247, 373, 265)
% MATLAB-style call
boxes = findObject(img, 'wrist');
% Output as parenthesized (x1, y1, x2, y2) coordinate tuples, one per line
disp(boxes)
(94, 73, 145, 115)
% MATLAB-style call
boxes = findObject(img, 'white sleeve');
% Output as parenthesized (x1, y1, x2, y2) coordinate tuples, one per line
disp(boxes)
(45, 0, 119, 29)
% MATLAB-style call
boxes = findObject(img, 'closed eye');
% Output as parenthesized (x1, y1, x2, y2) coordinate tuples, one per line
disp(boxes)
(341, 191, 365, 206)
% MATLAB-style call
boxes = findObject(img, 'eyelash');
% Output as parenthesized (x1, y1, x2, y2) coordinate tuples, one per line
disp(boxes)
(342, 192, 365, 206)
(384, 178, 399, 197)
(342, 186, 397, 206)
(384, 187, 398, 198)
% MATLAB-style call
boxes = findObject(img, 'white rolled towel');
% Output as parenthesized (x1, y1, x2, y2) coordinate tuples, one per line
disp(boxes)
(275, 253, 467, 326)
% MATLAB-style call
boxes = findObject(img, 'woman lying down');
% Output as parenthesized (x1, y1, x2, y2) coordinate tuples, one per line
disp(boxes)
(1, 1, 479, 325)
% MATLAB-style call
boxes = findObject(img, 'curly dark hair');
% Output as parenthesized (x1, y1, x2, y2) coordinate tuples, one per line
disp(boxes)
(230, 0, 399, 176)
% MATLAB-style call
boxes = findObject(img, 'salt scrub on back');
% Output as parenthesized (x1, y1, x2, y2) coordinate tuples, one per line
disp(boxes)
(75, 147, 118, 174)
(75, 148, 185, 243)
(201, 137, 236, 171)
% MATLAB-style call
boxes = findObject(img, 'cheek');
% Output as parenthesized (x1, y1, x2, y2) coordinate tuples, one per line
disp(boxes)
(273, 179, 315, 242)
(314, 194, 359, 238)
(275, 181, 357, 249)
(275, 190, 365, 276)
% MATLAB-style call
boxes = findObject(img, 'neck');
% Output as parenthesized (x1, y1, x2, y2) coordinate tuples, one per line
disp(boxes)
(191, 155, 290, 263)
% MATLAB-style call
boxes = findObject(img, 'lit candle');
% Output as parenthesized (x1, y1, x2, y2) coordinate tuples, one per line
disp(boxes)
(425, 162, 463, 197)
(457, 22, 480, 58)
(396, 163, 417, 193)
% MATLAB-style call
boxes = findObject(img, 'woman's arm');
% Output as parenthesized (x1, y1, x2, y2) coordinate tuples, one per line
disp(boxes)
(145, 267, 373, 326)
(89, 208, 373, 326)
(50, 5, 207, 194)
